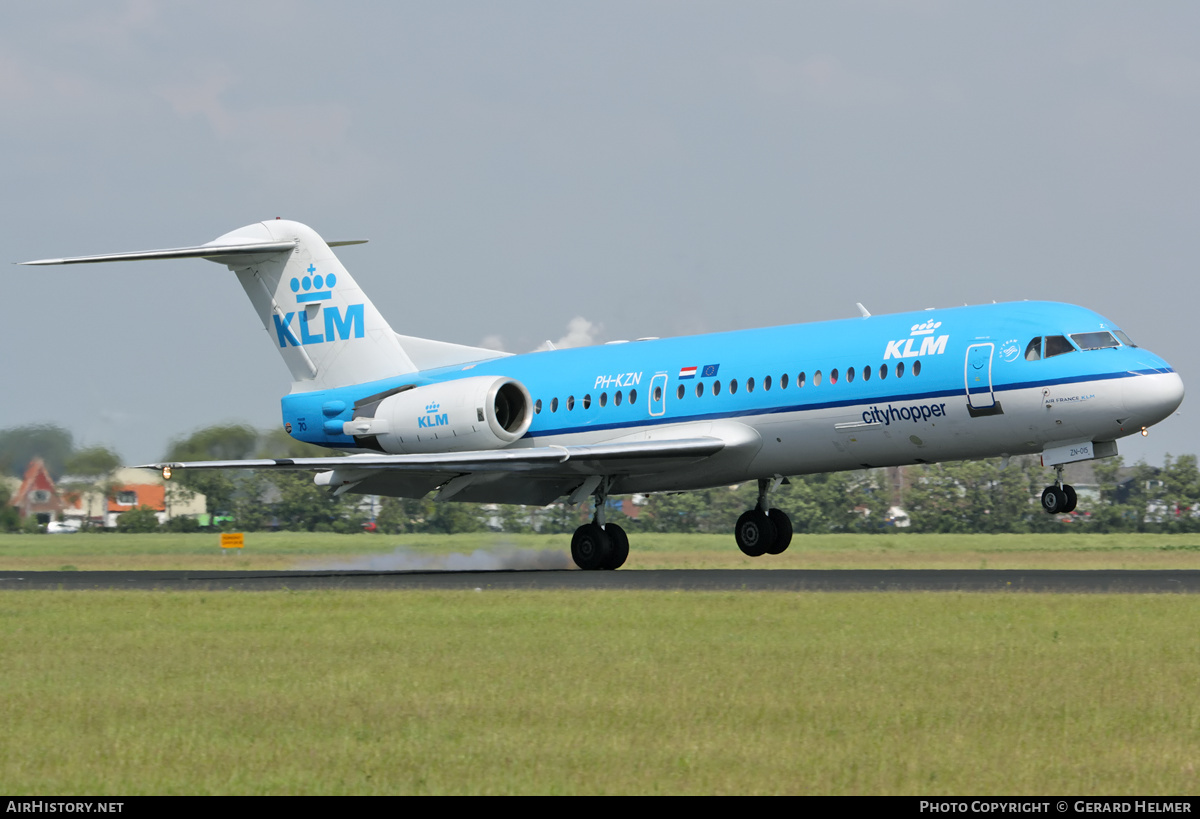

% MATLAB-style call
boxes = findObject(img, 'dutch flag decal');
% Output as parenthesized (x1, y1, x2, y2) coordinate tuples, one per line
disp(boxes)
(679, 366, 698, 379)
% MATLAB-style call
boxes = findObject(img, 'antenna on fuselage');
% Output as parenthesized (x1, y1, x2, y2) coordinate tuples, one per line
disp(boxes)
(855, 303, 871, 318)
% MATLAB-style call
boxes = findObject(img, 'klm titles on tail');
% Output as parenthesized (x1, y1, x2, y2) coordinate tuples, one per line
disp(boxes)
(272, 265, 364, 348)
(273, 303, 364, 348)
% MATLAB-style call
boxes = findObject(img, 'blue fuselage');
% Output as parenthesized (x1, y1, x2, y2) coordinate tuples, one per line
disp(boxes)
(281, 300, 1181, 492)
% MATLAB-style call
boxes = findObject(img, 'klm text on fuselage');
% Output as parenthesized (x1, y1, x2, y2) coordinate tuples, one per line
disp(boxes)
(274, 304, 365, 347)
(883, 334, 948, 360)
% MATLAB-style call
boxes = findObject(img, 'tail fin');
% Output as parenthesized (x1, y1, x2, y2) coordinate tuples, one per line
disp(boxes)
(217, 220, 417, 390)
(24, 219, 419, 391)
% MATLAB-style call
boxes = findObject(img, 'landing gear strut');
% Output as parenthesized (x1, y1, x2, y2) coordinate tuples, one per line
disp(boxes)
(570, 479, 628, 571)
(735, 477, 793, 557)
(1041, 464, 1078, 514)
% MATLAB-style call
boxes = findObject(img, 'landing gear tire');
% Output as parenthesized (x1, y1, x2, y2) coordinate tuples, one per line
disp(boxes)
(1041, 486, 1069, 514)
(735, 510, 777, 557)
(571, 522, 612, 571)
(602, 523, 629, 570)
(1062, 484, 1078, 514)
(765, 508, 793, 555)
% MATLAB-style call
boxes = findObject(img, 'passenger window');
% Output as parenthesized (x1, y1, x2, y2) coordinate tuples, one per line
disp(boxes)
(846, 367, 855, 383)
(713, 380, 722, 396)
(912, 360, 921, 376)
(1071, 332, 1119, 350)
(567, 395, 575, 411)
(615, 391, 623, 406)
(879, 363, 887, 380)
(629, 389, 637, 404)
(863, 365, 871, 381)
(729, 379, 738, 394)
(764, 375, 772, 391)
(695, 383, 704, 398)
(1025, 337, 1043, 361)
(676, 385, 685, 400)
(535, 399, 542, 414)
(830, 369, 839, 385)
(780, 373, 789, 389)
(814, 370, 822, 386)
(599, 392, 608, 407)
(896, 362, 905, 378)
(747, 377, 755, 393)
(551, 397, 559, 412)
(654, 386, 663, 402)
(798, 372, 805, 387)
(1044, 335, 1076, 358)
(583, 394, 592, 409)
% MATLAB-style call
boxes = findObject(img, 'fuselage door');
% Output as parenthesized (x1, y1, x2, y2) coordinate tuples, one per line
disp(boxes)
(649, 372, 668, 417)
(965, 343, 997, 412)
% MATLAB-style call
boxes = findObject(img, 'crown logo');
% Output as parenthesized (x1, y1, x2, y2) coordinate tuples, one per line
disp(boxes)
(910, 320, 942, 336)
(425, 402, 441, 413)
(290, 264, 336, 303)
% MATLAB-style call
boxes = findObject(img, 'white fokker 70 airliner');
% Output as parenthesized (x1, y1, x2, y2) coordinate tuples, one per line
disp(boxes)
(23, 220, 1185, 569)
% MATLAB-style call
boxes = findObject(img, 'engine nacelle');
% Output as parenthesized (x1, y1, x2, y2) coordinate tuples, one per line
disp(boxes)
(344, 376, 533, 454)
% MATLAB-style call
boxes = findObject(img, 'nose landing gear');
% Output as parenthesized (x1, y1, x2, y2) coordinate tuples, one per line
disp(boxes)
(1041, 464, 1078, 514)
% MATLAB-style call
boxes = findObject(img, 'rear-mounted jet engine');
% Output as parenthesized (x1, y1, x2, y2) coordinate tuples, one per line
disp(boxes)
(344, 375, 533, 454)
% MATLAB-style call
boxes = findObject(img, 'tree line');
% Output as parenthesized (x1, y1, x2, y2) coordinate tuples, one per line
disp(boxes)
(2, 423, 1199, 535)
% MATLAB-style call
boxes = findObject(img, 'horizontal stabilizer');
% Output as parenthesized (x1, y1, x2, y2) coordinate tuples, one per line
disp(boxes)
(20, 240, 299, 266)
(21, 238, 366, 266)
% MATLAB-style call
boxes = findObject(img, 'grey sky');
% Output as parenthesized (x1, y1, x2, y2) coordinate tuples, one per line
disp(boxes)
(3, 1, 1197, 466)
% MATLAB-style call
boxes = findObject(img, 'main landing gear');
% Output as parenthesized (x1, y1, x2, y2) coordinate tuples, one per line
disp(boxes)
(568, 476, 795, 570)
(570, 480, 628, 571)
(1041, 464, 1078, 514)
(734, 477, 793, 557)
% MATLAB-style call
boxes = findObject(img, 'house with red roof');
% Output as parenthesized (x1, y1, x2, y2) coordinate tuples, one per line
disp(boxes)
(8, 457, 66, 524)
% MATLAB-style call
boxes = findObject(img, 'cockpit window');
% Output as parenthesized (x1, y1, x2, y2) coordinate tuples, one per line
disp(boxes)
(1070, 331, 1119, 350)
(1114, 330, 1137, 348)
(1044, 335, 1076, 358)
(1025, 337, 1042, 361)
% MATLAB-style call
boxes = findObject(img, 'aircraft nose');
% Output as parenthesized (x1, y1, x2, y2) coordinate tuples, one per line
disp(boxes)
(1122, 369, 1184, 429)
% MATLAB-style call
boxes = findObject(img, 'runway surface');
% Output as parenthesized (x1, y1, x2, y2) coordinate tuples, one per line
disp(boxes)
(2, 569, 1199, 592)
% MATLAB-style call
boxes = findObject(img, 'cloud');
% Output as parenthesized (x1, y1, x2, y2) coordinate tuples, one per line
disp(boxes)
(535, 316, 604, 351)
(478, 334, 507, 352)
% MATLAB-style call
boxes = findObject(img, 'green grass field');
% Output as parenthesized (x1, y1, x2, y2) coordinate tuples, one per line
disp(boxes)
(1, 590, 1197, 794)
(1, 533, 1197, 794)
(2, 530, 1199, 571)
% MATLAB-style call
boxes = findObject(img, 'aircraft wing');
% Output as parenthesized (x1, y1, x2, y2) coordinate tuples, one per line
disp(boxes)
(139, 437, 725, 475)
(137, 435, 740, 505)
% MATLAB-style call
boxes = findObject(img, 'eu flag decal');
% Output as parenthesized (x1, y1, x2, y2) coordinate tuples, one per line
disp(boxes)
(701, 363, 720, 378)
